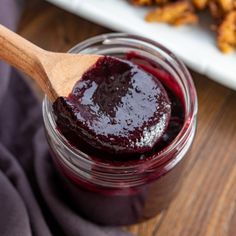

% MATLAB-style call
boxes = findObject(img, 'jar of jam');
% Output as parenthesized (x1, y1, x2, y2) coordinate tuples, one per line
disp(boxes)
(42, 33, 198, 226)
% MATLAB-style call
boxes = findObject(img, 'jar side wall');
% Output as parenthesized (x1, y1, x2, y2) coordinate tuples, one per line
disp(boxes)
(42, 33, 197, 188)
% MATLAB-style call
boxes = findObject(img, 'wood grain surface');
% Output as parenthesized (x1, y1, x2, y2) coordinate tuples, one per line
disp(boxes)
(18, 1, 236, 236)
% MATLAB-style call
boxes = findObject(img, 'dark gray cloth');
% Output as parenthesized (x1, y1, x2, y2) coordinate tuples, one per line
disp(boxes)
(0, 1, 131, 235)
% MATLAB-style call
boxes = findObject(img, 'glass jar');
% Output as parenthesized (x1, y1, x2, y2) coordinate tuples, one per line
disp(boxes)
(42, 33, 198, 226)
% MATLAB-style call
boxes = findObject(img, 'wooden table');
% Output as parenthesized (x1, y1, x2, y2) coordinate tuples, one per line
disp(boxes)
(19, 1, 236, 236)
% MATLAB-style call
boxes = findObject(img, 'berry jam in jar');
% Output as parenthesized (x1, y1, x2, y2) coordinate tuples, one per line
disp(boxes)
(43, 34, 198, 226)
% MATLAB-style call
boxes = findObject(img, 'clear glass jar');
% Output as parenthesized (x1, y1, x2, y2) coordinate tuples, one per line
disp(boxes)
(42, 33, 198, 226)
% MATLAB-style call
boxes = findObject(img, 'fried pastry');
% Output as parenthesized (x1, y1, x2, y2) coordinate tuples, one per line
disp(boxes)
(145, 1, 198, 26)
(129, 0, 236, 53)
(129, 0, 154, 5)
(217, 10, 236, 52)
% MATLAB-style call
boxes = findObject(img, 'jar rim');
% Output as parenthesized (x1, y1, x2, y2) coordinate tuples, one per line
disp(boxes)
(43, 33, 197, 175)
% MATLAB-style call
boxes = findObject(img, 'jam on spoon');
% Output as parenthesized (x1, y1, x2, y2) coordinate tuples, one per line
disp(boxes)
(53, 56, 171, 156)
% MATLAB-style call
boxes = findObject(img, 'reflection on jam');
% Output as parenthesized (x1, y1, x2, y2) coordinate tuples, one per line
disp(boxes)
(53, 56, 172, 156)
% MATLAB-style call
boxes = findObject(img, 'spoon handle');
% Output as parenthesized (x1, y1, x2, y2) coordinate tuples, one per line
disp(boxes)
(0, 24, 45, 80)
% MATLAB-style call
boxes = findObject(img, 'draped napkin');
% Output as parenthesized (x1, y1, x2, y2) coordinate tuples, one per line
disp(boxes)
(0, 1, 131, 235)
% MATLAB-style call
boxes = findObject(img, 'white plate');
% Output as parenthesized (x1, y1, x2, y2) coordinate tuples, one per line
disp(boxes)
(47, 0, 236, 90)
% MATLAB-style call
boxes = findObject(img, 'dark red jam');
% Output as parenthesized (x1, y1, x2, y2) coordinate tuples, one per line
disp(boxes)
(49, 53, 189, 226)
(53, 56, 184, 160)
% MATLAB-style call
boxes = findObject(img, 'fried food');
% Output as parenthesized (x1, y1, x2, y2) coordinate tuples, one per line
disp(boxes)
(129, 0, 154, 5)
(145, 1, 198, 26)
(209, 1, 224, 18)
(129, 0, 236, 53)
(218, 0, 236, 12)
(209, 0, 236, 19)
(193, 0, 209, 9)
(130, 0, 170, 5)
(218, 10, 236, 52)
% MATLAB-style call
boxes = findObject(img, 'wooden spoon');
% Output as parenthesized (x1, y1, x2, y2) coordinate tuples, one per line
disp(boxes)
(0, 24, 101, 101)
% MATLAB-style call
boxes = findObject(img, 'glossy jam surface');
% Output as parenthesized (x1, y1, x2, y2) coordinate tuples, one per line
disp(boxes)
(53, 56, 172, 156)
